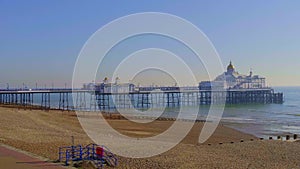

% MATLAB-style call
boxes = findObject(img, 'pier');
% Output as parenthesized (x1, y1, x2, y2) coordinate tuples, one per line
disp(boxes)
(0, 88, 283, 111)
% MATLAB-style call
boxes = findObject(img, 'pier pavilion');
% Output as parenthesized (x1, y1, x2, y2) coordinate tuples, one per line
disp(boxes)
(0, 62, 283, 110)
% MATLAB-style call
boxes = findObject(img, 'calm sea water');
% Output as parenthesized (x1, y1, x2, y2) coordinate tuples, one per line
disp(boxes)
(220, 87, 300, 138)
(146, 87, 300, 138)
(31, 87, 300, 138)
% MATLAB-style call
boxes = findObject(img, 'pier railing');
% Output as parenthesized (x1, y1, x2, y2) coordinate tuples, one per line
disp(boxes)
(0, 88, 283, 111)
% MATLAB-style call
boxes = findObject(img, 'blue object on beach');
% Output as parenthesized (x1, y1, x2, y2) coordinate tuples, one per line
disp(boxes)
(58, 143, 117, 168)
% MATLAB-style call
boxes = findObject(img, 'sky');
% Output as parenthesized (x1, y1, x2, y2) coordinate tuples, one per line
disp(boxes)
(1, 0, 300, 88)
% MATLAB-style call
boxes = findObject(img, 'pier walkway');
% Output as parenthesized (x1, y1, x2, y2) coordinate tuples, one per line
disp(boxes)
(0, 88, 284, 111)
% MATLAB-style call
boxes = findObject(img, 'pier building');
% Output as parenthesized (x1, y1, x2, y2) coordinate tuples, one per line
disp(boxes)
(0, 62, 284, 111)
(199, 61, 266, 90)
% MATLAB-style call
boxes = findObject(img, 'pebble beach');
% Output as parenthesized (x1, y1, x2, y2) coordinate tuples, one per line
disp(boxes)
(0, 107, 299, 169)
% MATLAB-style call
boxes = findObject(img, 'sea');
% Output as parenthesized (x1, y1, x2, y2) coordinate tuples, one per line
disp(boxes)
(220, 86, 300, 138)
(155, 87, 300, 138)
(29, 86, 300, 138)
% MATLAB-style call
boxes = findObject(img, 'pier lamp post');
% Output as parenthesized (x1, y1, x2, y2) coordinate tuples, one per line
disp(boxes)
(6, 83, 9, 90)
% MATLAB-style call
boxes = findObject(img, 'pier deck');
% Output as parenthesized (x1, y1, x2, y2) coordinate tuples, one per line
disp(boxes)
(0, 88, 283, 111)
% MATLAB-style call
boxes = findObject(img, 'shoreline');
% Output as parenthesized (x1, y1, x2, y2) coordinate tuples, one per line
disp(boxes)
(0, 104, 294, 139)
(0, 106, 256, 155)
(0, 104, 259, 137)
(0, 104, 283, 138)
(0, 104, 297, 140)
(0, 106, 300, 168)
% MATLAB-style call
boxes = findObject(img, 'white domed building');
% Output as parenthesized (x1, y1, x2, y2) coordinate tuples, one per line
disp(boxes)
(199, 61, 267, 90)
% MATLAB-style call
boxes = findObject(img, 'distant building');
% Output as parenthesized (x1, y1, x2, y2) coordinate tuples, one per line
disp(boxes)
(83, 77, 135, 93)
(199, 61, 267, 90)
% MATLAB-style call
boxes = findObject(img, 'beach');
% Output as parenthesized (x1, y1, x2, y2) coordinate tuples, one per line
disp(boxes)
(0, 107, 299, 169)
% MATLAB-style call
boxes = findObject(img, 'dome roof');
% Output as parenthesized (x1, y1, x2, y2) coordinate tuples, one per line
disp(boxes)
(227, 61, 235, 71)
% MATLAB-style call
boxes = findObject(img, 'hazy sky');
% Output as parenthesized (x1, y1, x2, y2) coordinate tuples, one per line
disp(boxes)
(1, 1, 300, 88)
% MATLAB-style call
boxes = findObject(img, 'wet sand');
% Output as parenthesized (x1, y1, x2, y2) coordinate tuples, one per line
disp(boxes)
(0, 107, 299, 168)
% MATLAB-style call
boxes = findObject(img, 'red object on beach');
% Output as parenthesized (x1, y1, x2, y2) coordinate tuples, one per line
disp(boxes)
(96, 146, 104, 158)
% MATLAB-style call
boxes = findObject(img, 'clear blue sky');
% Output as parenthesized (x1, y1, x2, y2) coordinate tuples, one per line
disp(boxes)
(1, 0, 299, 88)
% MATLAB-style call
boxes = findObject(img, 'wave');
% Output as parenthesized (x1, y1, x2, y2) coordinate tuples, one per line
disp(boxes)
(222, 117, 254, 122)
(247, 109, 271, 114)
(285, 104, 299, 108)
(288, 114, 300, 117)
